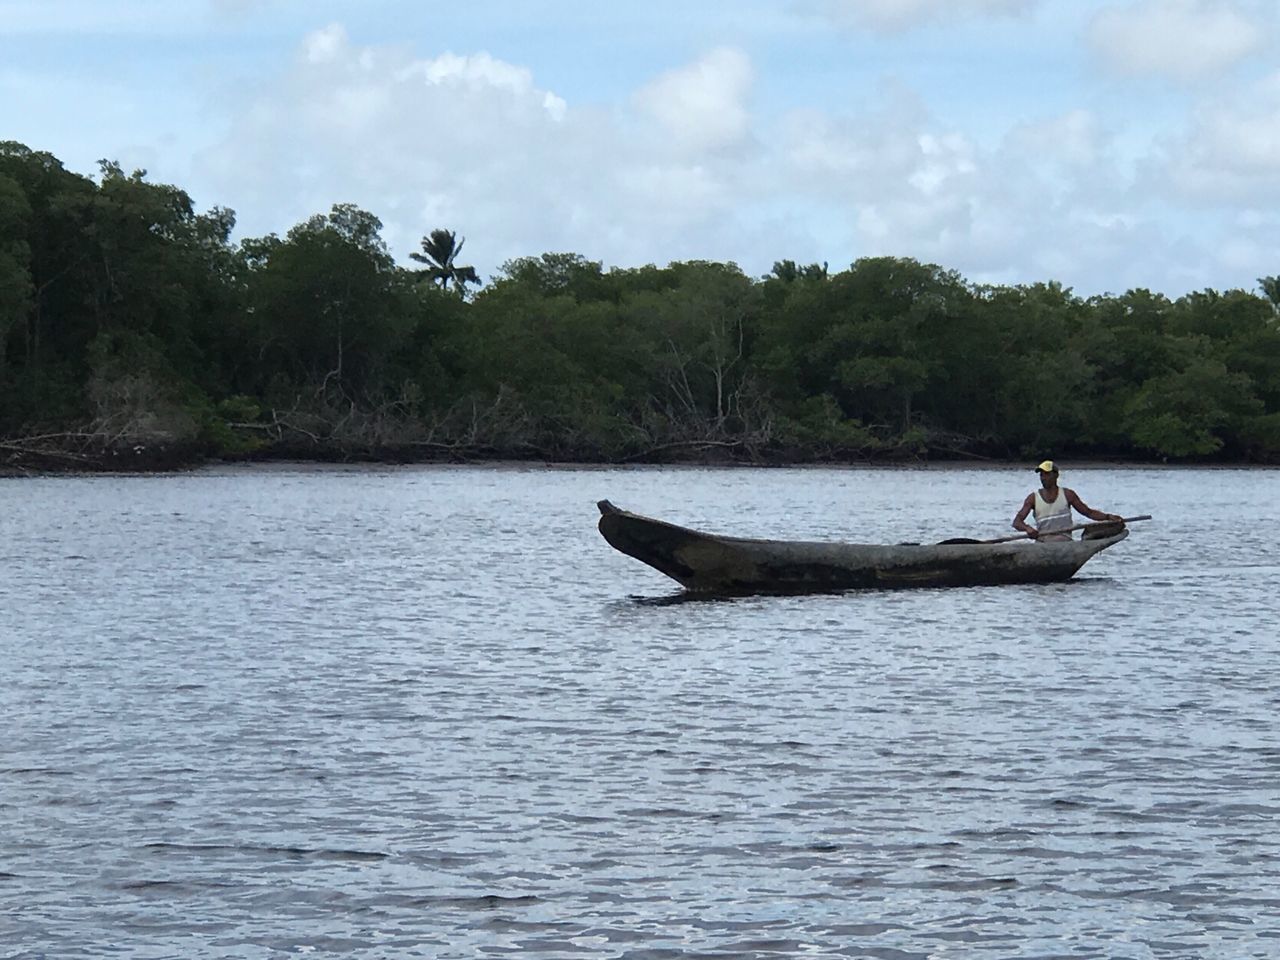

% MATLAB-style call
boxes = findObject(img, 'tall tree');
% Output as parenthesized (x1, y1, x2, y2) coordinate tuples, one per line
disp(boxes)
(624, 261, 762, 442)
(244, 204, 407, 398)
(0, 141, 97, 377)
(411, 229, 480, 295)
(0, 173, 33, 380)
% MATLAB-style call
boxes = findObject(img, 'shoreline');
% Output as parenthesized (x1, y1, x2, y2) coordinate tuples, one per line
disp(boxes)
(6, 416, 1278, 477)
(4, 444, 1276, 478)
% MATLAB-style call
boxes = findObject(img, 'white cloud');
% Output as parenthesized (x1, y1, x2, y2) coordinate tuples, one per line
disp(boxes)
(1008, 110, 1104, 170)
(632, 48, 754, 154)
(1157, 69, 1280, 201)
(174, 16, 1279, 297)
(196, 28, 763, 277)
(779, 93, 987, 259)
(815, 0, 1038, 32)
(1088, 0, 1264, 80)
(771, 93, 1209, 294)
(303, 22, 346, 63)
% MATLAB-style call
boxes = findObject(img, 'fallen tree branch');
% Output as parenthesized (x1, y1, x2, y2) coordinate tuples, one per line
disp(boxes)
(620, 439, 747, 463)
(0, 441, 96, 463)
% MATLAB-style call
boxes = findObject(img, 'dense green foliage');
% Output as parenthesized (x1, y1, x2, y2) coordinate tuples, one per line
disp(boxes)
(3, 141, 1279, 466)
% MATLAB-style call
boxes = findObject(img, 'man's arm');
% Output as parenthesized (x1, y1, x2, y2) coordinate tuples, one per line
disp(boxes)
(1012, 493, 1039, 537)
(1065, 488, 1122, 523)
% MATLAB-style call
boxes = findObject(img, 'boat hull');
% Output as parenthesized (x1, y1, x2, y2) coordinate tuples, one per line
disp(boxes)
(597, 500, 1129, 594)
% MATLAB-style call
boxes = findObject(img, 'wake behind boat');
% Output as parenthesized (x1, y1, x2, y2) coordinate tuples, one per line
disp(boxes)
(597, 500, 1136, 595)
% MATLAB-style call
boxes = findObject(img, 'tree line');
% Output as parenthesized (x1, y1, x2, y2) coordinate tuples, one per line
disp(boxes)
(2, 140, 1279, 471)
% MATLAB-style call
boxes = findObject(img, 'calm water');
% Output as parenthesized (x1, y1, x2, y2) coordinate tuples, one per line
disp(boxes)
(2, 464, 1278, 959)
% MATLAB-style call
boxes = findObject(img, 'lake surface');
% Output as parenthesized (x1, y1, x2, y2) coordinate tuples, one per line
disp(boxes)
(2, 464, 1278, 959)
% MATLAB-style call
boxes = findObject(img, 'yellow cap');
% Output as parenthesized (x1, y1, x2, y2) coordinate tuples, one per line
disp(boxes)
(1035, 460, 1057, 473)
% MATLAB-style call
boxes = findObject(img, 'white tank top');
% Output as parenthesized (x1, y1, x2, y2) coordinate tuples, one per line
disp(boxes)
(1034, 490, 1073, 541)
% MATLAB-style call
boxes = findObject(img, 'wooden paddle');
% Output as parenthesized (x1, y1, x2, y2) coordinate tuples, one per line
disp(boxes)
(939, 515, 1152, 545)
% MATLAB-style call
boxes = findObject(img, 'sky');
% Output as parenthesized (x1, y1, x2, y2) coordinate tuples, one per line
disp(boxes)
(3, 0, 1279, 297)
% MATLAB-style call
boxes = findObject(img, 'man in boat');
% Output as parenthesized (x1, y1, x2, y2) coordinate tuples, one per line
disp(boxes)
(1012, 460, 1123, 541)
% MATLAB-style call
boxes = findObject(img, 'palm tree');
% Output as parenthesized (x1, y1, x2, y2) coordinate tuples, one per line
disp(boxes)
(411, 229, 480, 294)
(1258, 276, 1280, 316)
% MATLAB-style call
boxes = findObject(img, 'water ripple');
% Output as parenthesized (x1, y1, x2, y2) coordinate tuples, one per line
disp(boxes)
(1, 464, 1278, 958)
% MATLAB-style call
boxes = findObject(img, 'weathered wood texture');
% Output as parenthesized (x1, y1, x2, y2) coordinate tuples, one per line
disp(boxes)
(597, 500, 1130, 595)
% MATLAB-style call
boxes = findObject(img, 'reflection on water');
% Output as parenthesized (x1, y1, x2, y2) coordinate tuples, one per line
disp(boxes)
(2, 464, 1278, 958)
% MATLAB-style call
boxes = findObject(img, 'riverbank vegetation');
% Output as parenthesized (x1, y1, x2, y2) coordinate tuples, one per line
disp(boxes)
(3, 140, 1279, 472)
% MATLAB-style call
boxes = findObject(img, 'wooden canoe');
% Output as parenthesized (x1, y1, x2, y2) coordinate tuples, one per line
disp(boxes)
(597, 500, 1130, 594)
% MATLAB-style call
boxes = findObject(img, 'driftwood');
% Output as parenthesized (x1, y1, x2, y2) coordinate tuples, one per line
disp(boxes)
(620, 439, 756, 463)
(0, 439, 95, 463)
(0, 427, 203, 473)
